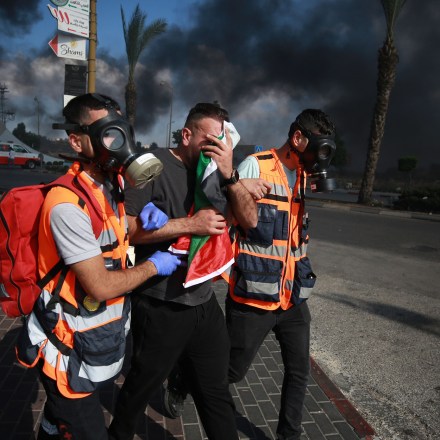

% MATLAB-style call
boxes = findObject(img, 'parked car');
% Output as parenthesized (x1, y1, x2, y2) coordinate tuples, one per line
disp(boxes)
(0, 142, 42, 169)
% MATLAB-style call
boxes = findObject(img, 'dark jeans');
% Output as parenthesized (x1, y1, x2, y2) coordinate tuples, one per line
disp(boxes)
(109, 294, 238, 440)
(38, 369, 108, 440)
(226, 297, 311, 440)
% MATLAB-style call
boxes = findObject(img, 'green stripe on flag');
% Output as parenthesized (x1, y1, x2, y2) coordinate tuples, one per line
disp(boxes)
(188, 153, 212, 267)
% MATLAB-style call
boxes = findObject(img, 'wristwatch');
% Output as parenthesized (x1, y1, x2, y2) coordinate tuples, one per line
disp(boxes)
(223, 169, 240, 186)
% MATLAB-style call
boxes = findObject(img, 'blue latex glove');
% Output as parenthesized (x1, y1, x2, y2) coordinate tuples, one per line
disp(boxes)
(148, 251, 182, 276)
(140, 202, 168, 230)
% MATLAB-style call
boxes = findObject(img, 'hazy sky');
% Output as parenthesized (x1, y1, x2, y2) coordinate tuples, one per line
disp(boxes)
(0, 0, 438, 172)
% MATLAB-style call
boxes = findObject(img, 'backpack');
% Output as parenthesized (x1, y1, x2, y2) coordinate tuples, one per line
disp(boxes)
(0, 173, 103, 317)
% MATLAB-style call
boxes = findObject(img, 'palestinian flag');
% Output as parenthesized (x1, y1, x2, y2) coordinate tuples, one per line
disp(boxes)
(169, 122, 240, 288)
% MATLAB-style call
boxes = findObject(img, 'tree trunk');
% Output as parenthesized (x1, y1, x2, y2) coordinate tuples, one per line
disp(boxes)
(125, 79, 137, 127)
(358, 37, 399, 204)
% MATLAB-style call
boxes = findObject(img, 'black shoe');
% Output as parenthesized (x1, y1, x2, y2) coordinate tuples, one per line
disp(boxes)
(163, 385, 186, 419)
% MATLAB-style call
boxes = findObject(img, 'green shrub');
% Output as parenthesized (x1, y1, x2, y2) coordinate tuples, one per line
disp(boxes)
(393, 187, 440, 213)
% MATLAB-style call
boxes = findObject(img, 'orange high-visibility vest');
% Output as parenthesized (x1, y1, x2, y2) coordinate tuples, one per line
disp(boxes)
(229, 149, 316, 310)
(17, 164, 130, 398)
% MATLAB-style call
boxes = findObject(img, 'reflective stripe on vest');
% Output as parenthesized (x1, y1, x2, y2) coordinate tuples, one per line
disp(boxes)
(17, 165, 130, 399)
(230, 149, 316, 310)
(22, 290, 130, 398)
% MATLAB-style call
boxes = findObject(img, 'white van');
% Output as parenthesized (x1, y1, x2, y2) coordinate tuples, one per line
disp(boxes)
(0, 142, 42, 169)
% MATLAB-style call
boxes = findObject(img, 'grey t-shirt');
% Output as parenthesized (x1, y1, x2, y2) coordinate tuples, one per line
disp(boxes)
(50, 179, 117, 265)
(50, 203, 101, 265)
(124, 148, 213, 306)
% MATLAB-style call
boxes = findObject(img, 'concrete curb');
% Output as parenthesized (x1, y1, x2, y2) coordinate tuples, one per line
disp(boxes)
(307, 199, 440, 222)
(310, 357, 376, 439)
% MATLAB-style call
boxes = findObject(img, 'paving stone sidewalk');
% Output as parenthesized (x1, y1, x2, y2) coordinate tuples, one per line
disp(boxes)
(0, 281, 375, 440)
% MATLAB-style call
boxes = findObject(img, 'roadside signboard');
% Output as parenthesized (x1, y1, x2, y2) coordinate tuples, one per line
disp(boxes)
(64, 0, 90, 14)
(48, 34, 87, 60)
(47, 4, 89, 38)
(64, 64, 87, 103)
(50, 0, 69, 6)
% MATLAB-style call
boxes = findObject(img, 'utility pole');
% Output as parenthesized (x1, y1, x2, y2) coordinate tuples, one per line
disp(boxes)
(160, 81, 173, 148)
(88, 0, 97, 92)
(0, 84, 15, 125)
(168, 88, 173, 148)
(34, 97, 40, 136)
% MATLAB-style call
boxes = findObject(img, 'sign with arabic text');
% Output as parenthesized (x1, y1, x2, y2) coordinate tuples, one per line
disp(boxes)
(47, 4, 89, 38)
(64, 0, 90, 15)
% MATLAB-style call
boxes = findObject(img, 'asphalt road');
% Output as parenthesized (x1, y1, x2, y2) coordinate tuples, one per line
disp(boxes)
(0, 167, 62, 193)
(306, 205, 440, 440)
(1, 168, 439, 438)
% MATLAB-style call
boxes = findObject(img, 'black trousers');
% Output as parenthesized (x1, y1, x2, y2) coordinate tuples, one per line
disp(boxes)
(38, 370, 108, 440)
(226, 297, 311, 440)
(109, 294, 238, 440)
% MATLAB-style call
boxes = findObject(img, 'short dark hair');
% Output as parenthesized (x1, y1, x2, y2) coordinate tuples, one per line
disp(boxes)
(184, 102, 230, 128)
(63, 93, 121, 126)
(288, 109, 335, 139)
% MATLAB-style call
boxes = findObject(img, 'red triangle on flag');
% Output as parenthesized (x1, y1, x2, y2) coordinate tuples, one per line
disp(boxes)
(183, 231, 234, 288)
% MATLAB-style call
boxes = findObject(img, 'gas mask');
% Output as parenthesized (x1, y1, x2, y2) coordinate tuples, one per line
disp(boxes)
(300, 133, 336, 192)
(292, 123, 336, 193)
(53, 97, 163, 189)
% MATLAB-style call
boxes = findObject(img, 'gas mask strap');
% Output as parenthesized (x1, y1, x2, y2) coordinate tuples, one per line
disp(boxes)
(90, 93, 118, 111)
(58, 153, 93, 165)
(106, 175, 124, 204)
(286, 139, 299, 160)
(299, 170, 306, 203)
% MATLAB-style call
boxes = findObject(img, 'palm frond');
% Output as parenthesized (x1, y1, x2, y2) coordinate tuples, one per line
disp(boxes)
(120, 4, 166, 79)
(139, 19, 167, 53)
(380, 0, 407, 35)
(120, 3, 167, 126)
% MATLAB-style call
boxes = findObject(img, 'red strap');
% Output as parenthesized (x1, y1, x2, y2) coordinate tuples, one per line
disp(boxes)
(48, 174, 103, 238)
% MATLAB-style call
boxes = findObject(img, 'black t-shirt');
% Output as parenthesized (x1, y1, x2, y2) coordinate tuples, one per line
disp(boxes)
(124, 148, 212, 306)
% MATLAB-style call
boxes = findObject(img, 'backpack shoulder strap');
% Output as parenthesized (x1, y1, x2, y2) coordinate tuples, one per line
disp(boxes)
(48, 173, 103, 238)
(37, 173, 104, 292)
(38, 173, 105, 315)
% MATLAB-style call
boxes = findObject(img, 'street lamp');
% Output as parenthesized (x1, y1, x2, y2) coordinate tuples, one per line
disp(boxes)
(160, 81, 173, 148)
(34, 97, 40, 137)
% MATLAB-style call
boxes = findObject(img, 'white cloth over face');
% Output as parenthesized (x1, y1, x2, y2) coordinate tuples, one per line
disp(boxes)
(223, 121, 240, 149)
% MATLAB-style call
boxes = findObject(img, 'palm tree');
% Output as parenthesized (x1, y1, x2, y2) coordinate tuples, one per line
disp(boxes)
(358, 0, 406, 204)
(121, 4, 167, 126)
